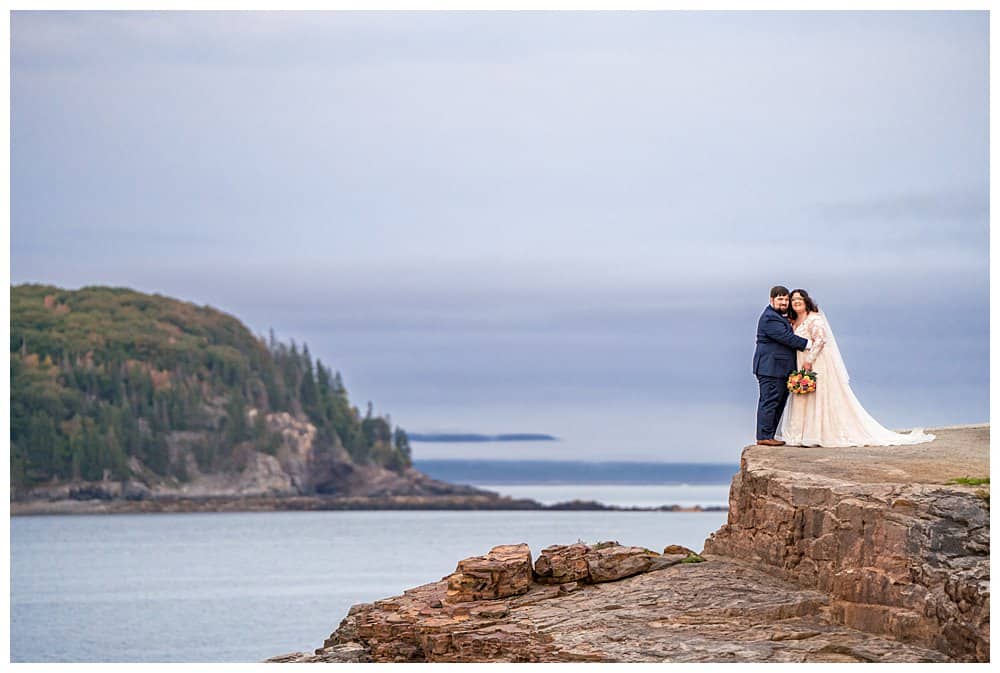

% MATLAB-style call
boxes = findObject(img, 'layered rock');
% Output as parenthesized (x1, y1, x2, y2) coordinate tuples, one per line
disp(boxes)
(534, 542, 681, 584)
(268, 424, 989, 663)
(271, 543, 945, 663)
(533, 543, 591, 584)
(703, 424, 989, 661)
(446, 544, 534, 603)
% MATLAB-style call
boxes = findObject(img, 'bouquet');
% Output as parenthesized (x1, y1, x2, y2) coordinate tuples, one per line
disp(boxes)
(787, 369, 817, 395)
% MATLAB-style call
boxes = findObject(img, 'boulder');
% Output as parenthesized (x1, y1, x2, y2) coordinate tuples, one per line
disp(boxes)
(535, 542, 689, 585)
(534, 544, 590, 584)
(585, 544, 660, 583)
(445, 544, 533, 603)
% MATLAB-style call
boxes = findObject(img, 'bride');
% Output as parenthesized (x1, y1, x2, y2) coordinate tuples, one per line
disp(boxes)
(776, 289, 934, 447)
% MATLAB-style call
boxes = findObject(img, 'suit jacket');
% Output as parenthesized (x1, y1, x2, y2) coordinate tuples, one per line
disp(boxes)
(753, 305, 809, 378)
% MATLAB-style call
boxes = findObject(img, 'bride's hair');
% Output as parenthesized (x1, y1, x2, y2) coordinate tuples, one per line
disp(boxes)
(787, 288, 819, 321)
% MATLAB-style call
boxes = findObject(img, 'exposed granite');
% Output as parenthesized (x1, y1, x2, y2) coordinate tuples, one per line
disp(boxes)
(271, 550, 947, 663)
(268, 424, 988, 663)
(446, 544, 535, 603)
(11, 410, 490, 511)
(703, 424, 990, 661)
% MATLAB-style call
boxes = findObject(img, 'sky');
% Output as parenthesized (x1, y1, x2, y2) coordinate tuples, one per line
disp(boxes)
(10, 10, 989, 462)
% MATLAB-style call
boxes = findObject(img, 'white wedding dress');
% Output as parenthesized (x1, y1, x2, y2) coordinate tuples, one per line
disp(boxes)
(776, 311, 935, 447)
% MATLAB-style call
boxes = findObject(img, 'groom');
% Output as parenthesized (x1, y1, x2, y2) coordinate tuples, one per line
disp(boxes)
(753, 286, 810, 446)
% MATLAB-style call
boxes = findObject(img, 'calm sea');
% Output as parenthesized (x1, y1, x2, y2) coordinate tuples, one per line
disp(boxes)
(412, 459, 738, 486)
(10, 508, 729, 662)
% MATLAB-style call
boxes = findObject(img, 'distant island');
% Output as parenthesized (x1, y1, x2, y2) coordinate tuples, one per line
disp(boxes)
(407, 433, 558, 443)
(9, 284, 491, 510)
(8, 284, 720, 515)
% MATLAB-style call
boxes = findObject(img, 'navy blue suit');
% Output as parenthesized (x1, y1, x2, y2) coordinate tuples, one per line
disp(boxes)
(753, 306, 809, 441)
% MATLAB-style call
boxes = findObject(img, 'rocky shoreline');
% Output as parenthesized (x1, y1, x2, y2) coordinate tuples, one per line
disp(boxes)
(10, 493, 726, 516)
(268, 424, 989, 663)
(11, 406, 729, 516)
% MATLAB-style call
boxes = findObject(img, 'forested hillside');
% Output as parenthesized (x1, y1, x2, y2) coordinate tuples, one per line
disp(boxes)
(11, 284, 411, 491)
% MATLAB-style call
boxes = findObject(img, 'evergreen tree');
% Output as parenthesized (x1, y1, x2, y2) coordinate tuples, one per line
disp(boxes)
(394, 427, 412, 464)
(225, 394, 249, 446)
(10, 284, 413, 489)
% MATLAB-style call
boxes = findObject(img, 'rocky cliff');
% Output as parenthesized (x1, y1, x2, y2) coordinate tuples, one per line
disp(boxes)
(703, 423, 989, 661)
(268, 424, 989, 663)
(12, 410, 495, 514)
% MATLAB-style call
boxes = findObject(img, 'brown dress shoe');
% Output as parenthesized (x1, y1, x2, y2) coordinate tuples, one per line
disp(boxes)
(757, 439, 786, 446)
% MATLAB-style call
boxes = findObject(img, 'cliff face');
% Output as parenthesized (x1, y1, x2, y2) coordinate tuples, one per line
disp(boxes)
(269, 424, 989, 663)
(13, 410, 488, 513)
(703, 424, 990, 661)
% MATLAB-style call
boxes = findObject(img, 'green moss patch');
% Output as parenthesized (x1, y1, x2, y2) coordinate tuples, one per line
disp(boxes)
(948, 477, 990, 486)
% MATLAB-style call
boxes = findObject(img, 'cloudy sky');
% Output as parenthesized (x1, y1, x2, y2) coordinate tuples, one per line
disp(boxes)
(11, 11, 988, 462)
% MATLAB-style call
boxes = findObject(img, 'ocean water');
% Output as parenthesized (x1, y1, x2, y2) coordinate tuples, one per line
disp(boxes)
(10, 508, 729, 663)
(413, 459, 738, 486)
(413, 460, 735, 507)
(475, 483, 731, 508)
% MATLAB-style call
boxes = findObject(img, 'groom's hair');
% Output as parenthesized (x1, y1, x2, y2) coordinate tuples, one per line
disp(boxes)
(770, 285, 790, 298)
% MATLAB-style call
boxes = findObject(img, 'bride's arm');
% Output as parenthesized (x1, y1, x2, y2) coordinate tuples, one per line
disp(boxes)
(804, 316, 828, 365)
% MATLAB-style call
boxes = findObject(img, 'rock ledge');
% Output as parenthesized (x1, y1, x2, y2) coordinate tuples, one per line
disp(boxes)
(268, 425, 989, 663)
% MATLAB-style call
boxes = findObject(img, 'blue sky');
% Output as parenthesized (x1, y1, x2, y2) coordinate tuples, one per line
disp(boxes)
(11, 11, 989, 461)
